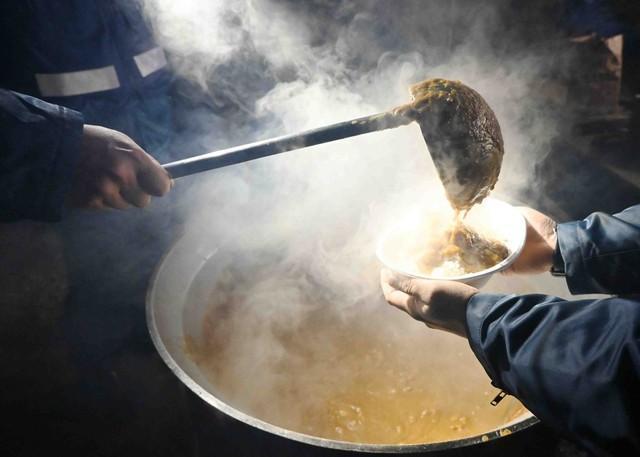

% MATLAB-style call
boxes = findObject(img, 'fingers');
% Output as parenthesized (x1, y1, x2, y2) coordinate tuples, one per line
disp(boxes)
(71, 125, 171, 212)
(120, 187, 152, 208)
(126, 146, 171, 197)
(387, 289, 426, 320)
(380, 272, 409, 310)
(97, 177, 129, 210)
(380, 269, 426, 320)
(107, 147, 161, 208)
(96, 172, 153, 210)
(86, 196, 106, 210)
(137, 162, 171, 197)
(85, 180, 152, 210)
(385, 270, 433, 304)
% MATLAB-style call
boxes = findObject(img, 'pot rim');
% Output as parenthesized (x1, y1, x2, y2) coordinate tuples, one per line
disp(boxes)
(146, 237, 539, 453)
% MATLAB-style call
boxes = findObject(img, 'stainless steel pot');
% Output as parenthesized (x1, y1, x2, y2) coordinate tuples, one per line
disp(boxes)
(147, 232, 574, 455)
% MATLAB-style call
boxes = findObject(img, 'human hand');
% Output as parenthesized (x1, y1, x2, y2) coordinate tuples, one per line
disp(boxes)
(68, 125, 172, 210)
(505, 207, 557, 274)
(380, 269, 478, 338)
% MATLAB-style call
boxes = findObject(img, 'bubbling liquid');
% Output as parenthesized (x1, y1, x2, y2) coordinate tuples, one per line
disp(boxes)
(185, 270, 527, 445)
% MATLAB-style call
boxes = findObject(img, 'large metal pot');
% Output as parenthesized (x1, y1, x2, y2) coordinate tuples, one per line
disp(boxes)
(147, 232, 573, 456)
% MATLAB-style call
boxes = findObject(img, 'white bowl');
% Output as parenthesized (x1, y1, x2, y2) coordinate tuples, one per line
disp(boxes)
(376, 198, 526, 288)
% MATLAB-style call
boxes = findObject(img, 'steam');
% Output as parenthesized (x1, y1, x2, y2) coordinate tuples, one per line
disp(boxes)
(138, 0, 574, 295)
(140, 0, 575, 437)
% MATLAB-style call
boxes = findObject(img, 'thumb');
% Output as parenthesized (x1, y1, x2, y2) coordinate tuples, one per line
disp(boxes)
(132, 147, 171, 197)
(386, 271, 434, 303)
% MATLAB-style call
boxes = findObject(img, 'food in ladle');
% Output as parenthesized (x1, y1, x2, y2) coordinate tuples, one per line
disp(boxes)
(416, 217, 509, 277)
(392, 78, 508, 274)
(394, 78, 504, 211)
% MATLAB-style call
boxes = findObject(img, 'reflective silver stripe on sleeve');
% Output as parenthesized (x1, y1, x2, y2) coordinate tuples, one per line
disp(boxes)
(35, 66, 120, 97)
(133, 47, 167, 77)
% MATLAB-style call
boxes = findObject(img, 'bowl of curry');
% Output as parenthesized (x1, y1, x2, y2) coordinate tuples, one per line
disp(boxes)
(376, 198, 526, 288)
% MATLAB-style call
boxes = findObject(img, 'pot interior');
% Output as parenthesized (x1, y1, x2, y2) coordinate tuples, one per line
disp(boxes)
(149, 238, 578, 449)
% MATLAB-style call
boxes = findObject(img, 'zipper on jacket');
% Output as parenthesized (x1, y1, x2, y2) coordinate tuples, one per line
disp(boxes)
(489, 380, 510, 406)
(490, 390, 508, 406)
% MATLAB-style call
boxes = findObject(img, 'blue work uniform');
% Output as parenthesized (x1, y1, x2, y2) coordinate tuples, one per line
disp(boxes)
(0, 90, 83, 222)
(467, 205, 640, 456)
(0, 3, 190, 454)
(0, 0, 176, 221)
(564, 0, 628, 37)
(0, 0, 172, 156)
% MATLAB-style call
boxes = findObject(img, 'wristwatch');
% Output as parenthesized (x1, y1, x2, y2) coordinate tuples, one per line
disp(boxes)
(550, 223, 566, 277)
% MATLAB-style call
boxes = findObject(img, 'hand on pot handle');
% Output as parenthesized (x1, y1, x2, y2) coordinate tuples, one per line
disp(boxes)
(68, 125, 172, 210)
(380, 269, 478, 338)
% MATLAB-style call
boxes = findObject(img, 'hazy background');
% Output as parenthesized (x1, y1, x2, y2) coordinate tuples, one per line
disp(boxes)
(134, 1, 602, 443)
(139, 0, 578, 259)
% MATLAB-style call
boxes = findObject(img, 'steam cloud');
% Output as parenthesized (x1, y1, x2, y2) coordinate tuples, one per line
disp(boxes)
(140, 0, 570, 233)
(139, 0, 574, 295)
(140, 0, 577, 436)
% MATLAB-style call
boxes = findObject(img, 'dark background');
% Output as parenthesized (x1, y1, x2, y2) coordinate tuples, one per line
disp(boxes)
(1, 1, 639, 456)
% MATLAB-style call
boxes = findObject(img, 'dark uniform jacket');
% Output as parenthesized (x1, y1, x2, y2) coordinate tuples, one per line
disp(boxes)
(0, 0, 171, 133)
(0, 90, 83, 221)
(0, 1, 172, 221)
(468, 205, 640, 456)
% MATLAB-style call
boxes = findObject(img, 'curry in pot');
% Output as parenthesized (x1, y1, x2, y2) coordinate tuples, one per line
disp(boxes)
(186, 268, 527, 445)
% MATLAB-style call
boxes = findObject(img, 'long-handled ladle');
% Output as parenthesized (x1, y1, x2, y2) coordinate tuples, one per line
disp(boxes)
(162, 78, 505, 211)
(162, 111, 412, 179)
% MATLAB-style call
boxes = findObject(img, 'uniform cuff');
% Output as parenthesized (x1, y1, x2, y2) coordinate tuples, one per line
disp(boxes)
(466, 293, 510, 389)
(42, 106, 84, 221)
(557, 221, 596, 294)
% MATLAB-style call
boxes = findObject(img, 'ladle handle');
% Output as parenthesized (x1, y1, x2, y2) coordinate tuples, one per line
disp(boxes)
(162, 111, 412, 179)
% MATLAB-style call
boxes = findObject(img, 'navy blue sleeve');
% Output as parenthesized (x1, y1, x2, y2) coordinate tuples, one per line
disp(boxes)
(557, 205, 640, 295)
(466, 293, 640, 456)
(563, 0, 627, 37)
(0, 89, 84, 222)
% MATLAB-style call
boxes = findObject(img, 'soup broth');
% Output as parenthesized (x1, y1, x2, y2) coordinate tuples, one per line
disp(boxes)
(185, 269, 527, 445)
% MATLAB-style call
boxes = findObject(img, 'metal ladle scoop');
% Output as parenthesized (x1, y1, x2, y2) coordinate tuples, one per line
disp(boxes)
(163, 78, 504, 210)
